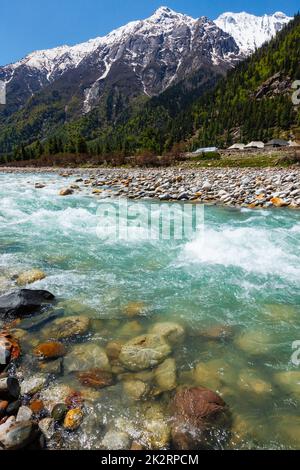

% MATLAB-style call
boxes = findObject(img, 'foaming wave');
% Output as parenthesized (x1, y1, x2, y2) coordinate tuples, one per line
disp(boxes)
(181, 226, 300, 281)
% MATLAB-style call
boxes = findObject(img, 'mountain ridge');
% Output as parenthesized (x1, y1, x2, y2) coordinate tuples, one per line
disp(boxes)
(0, 7, 294, 160)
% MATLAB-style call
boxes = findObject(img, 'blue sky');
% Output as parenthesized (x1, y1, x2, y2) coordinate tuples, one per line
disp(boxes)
(1, 0, 298, 65)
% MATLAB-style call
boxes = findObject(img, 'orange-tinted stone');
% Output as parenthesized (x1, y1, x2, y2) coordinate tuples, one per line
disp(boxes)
(63, 408, 84, 431)
(34, 342, 66, 360)
(29, 399, 44, 414)
(76, 369, 113, 389)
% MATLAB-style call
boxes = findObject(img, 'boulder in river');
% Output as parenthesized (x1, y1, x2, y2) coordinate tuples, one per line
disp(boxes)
(119, 334, 171, 371)
(20, 374, 47, 396)
(16, 269, 46, 286)
(171, 387, 231, 450)
(154, 358, 177, 392)
(123, 379, 149, 400)
(0, 289, 55, 319)
(44, 315, 90, 340)
(64, 343, 110, 373)
(34, 341, 66, 360)
(59, 188, 74, 196)
(0, 416, 35, 450)
(76, 369, 113, 389)
(149, 322, 185, 345)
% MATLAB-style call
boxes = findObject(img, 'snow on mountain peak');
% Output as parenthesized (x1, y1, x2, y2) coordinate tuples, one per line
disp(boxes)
(214, 11, 292, 54)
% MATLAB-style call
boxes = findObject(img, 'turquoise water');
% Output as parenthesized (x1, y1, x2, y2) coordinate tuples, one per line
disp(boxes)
(0, 172, 300, 449)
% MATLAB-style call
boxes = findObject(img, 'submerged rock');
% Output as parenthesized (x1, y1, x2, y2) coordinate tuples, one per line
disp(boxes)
(171, 387, 231, 450)
(34, 341, 66, 360)
(101, 430, 131, 450)
(123, 380, 149, 400)
(0, 289, 55, 319)
(76, 369, 113, 389)
(123, 302, 146, 318)
(141, 402, 171, 450)
(39, 384, 73, 413)
(235, 329, 274, 356)
(198, 325, 234, 341)
(64, 343, 110, 373)
(119, 334, 171, 371)
(238, 369, 273, 395)
(20, 374, 47, 396)
(154, 358, 176, 392)
(0, 416, 34, 450)
(106, 341, 123, 361)
(274, 370, 300, 397)
(149, 322, 185, 345)
(44, 315, 90, 340)
(16, 269, 46, 286)
(192, 359, 228, 392)
(39, 417, 56, 440)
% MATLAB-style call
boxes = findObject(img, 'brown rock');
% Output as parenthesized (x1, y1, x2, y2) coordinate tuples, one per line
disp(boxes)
(123, 301, 146, 318)
(29, 399, 44, 414)
(171, 387, 231, 450)
(270, 197, 288, 207)
(34, 341, 66, 360)
(76, 369, 113, 389)
(106, 341, 123, 360)
(198, 325, 234, 341)
(59, 188, 74, 196)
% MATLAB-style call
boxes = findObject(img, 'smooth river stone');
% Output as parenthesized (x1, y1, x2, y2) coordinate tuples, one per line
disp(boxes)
(170, 386, 231, 450)
(234, 329, 274, 356)
(119, 334, 171, 371)
(123, 379, 149, 400)
(64, 343, 111, 373)
(44, 315, 90, 340)
(16, 269, 46, 286)
(149, 322, 185, 345)
(34, 341, 66, 360)
(238, 369, 272, 395)
(0, 289, 55, 319)
(20, 374, 47, 396)
(0, 416, 34, 450)
(140, 402, 171, 450)
(154, 358, 176, 392)
(273, 371, 300, 397)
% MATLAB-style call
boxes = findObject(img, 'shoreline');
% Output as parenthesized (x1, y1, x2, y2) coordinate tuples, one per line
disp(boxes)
(1, 166, 300, 209)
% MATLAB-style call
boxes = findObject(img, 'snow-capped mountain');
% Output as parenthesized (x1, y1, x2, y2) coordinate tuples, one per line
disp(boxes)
(214, 11, 292, 54)
(0, 7, 292, 119)
(0, 7, 240, 115)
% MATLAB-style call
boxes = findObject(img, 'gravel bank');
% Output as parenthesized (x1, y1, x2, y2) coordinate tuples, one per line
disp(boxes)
(1, 167, 300, 209)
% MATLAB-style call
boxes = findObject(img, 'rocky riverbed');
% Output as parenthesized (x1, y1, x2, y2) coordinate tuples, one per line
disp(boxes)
(0, 288, 234, 450)
(1, 167, 300, 209)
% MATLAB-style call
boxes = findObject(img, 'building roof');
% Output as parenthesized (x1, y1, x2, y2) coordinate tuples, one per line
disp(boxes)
(228, 143, 245, 150)
(266, 139, 289, 146)
(245, 141, 265, 148)
(193, 147, 218, 154)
